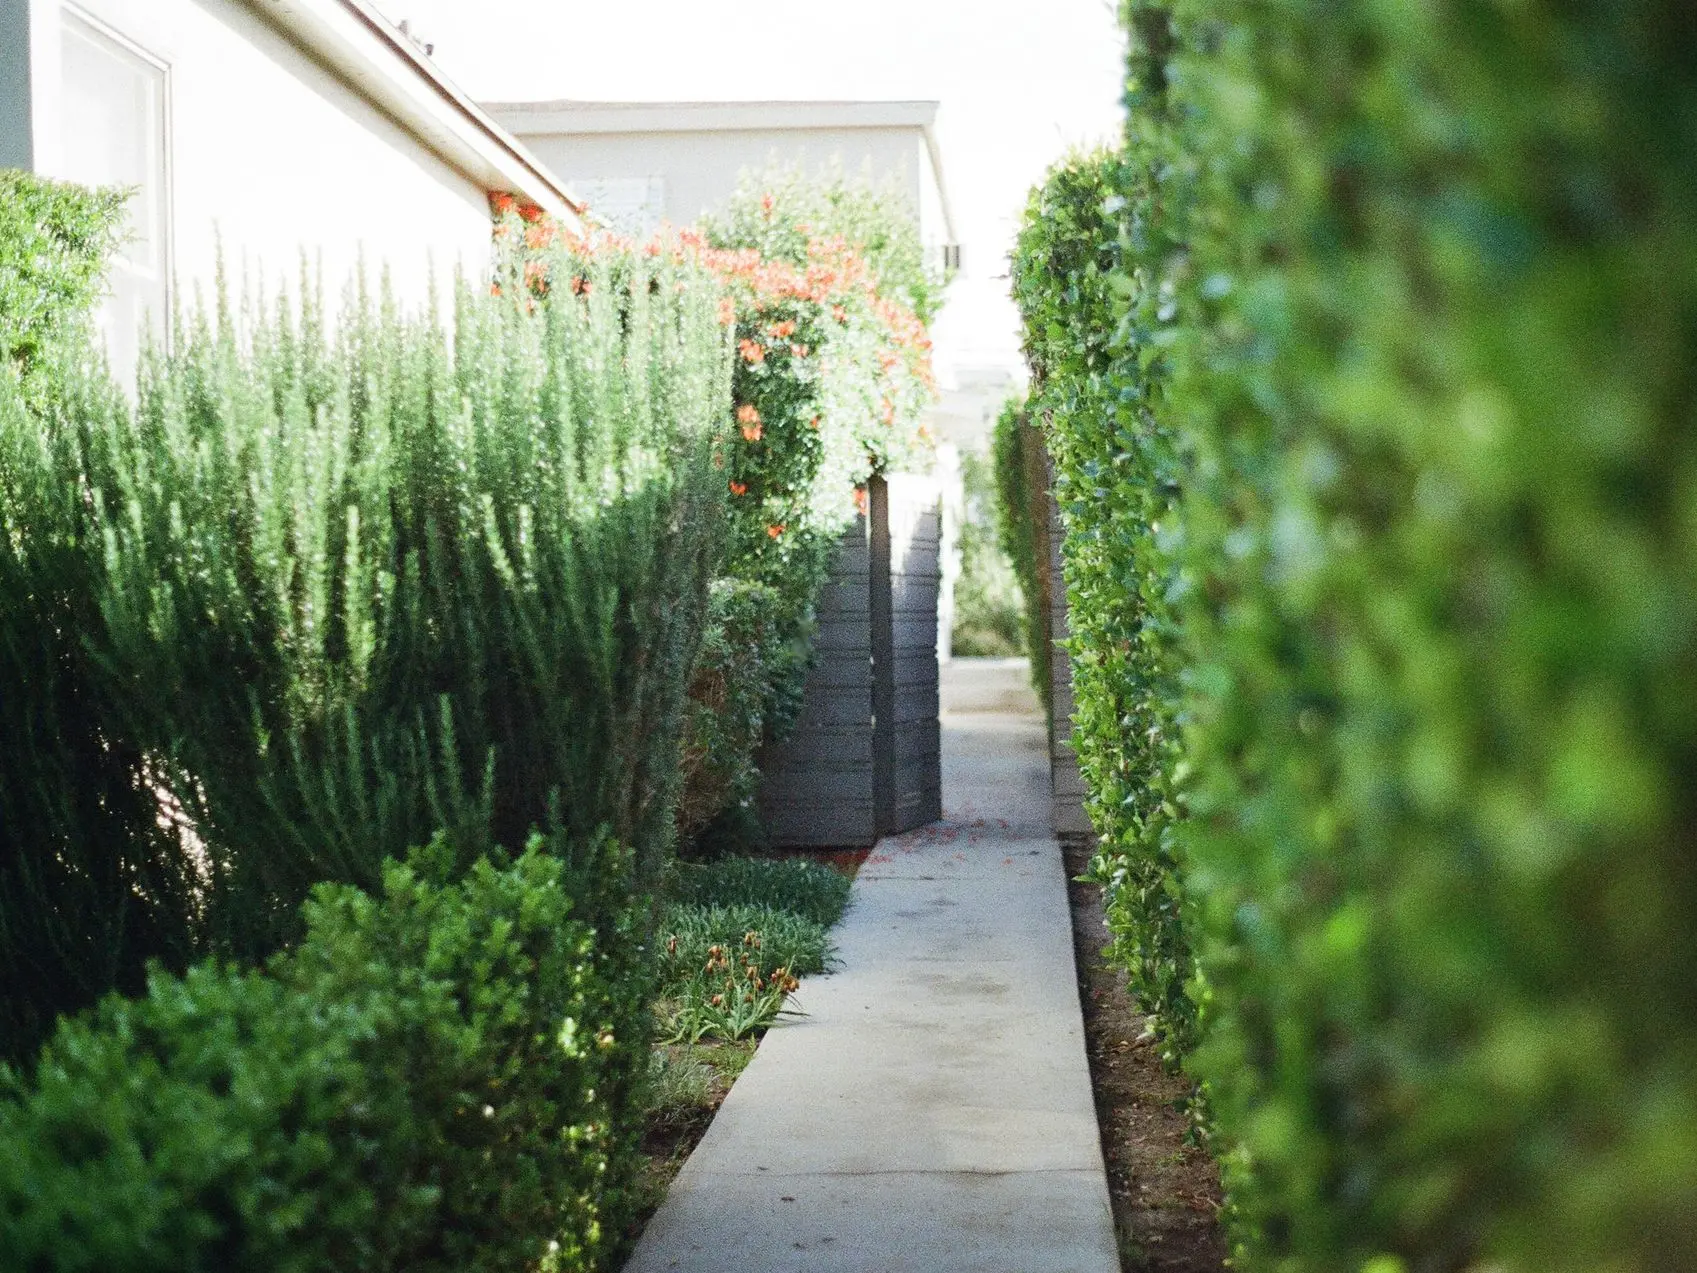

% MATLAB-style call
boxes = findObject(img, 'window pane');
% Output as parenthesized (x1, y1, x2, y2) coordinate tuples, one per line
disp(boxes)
(59, 12, 168, 379)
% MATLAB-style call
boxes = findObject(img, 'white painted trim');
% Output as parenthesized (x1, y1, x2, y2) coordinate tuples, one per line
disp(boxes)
(919, 123, 958, 254)
(482, 99, 941, 136)
(59, 3, 176, 348)
(25, 0, 63, 175)
(241, 0, 584, 227)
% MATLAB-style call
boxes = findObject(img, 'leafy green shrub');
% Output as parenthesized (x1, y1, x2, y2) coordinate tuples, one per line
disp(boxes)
(990, 395, 1053, 707)
(670, 855, 853, 930)
(1020, 1, 1697, 1270)
(0, 170, 124, 407)
(0, 841, 627, 1272)
(949, 446, 1026, 658)
(676, 579, 785, 840)
(706, 162, 948, 326)
(693, 175, 937, 831)
(1164, 1, 1697, 1267)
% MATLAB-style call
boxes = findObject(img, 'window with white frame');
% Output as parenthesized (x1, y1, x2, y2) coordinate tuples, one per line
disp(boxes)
(566, 176, 667, 238)
(59, 9, 170, 384)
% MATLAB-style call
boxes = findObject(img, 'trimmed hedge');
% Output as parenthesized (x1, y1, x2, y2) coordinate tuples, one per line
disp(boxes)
(1017, 2, 1697, 1271)
(0, 840, 626, 1272)
(990, 394, 1054, 712)
(1013, 144, 1193, 1050)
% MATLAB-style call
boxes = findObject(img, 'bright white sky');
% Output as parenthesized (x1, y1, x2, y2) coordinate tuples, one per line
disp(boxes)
(371, 0, 1127, 379)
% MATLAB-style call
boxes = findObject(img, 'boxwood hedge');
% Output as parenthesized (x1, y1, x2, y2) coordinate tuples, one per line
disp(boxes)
(0, 840, 629, 1272)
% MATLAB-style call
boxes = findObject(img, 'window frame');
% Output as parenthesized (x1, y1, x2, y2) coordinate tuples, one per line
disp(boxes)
(58, 2, 174, 354)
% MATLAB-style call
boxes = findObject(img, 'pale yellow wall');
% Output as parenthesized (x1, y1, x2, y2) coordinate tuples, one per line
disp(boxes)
(31, 0, 495, 372)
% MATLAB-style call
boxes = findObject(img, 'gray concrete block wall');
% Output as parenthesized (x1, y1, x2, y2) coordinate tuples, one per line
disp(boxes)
(881, 474, 943, 835)
(759, 474, 943, 848)
(758, 519, 878, 847)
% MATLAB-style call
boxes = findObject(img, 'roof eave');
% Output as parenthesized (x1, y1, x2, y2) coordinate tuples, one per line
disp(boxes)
(482, 99, 941, 136)
(242, 0, 584, 226)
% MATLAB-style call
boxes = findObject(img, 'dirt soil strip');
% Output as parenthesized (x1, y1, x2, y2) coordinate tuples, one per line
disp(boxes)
(1063, 841, 1228, 1273)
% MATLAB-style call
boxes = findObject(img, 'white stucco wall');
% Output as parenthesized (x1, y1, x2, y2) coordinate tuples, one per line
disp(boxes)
(510, 126, 937, 250)
(26, 0, 497, 372)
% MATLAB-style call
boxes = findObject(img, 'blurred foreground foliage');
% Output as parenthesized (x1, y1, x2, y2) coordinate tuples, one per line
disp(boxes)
(1013, 3, 1697, 1270)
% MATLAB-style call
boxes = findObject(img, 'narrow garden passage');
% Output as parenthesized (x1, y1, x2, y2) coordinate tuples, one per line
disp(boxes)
(627, 658, 1118, 1273)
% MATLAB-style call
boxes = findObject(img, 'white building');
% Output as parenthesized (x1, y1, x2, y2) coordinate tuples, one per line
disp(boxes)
(0, 0, 582, 379)
(481, 98, 958, 278)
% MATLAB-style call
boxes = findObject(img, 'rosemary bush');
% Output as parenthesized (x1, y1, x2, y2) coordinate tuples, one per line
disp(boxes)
(1, 222, 730, 1095)
(0, 174, 197, 1059)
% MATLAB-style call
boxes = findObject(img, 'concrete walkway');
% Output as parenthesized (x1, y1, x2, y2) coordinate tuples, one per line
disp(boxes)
(625, 658, 1118, 1273)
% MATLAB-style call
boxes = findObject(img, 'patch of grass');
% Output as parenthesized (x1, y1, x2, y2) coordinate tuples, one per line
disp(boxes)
(645, 1046, 717, 1133)
(706, 1038, 757, 1082)
(630, 1037, 763, 1246)
(671, 856, 852, 928)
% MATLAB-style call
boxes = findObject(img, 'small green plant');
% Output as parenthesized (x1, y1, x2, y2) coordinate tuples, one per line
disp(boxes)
(652, 856, 851, 1043)
(653, 908, 818, 1044)
(643, 1047, 717, 1132)
(660, 903, 833, 978)
(670, 856, 852, 929)
(657, 959, 801, 1046)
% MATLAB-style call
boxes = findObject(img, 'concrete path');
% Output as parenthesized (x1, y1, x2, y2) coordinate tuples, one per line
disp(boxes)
(625, 658, 1118, 1273)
